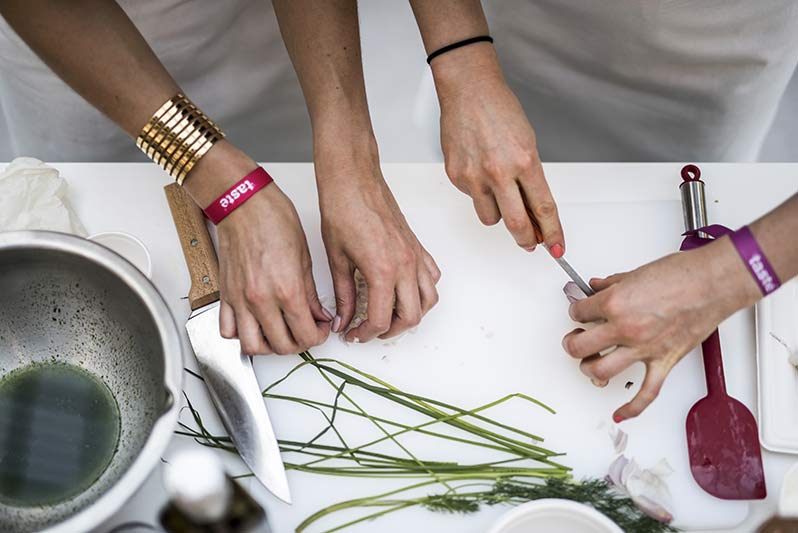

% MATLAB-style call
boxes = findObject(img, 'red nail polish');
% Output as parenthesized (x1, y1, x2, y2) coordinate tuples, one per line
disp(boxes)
(613, 414, 624, 423)
(550, 243, 564, 259)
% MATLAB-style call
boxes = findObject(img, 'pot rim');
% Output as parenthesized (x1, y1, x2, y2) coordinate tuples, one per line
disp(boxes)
(0, 230, 183, 533)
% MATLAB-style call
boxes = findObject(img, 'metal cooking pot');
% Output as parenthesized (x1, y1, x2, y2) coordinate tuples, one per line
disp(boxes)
(0, 231, 183, 533)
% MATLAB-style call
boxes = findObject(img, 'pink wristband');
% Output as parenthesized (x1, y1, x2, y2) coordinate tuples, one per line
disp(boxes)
(730, 225, 781, 296)
(203, 166, 274, 225)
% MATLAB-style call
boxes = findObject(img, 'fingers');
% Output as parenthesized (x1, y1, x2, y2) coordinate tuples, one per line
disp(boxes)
(379, 276, 422, 339)
(579, 347, 637, 384)
(283, 302, 330, 353)
(420, 247, 442, 284)
(494, 183, 539, 250)
(569, 293, 606, 323)
(241, 275, 329, 355)
(305, 271, 334, 324)
(345, 276, 394, 343)
(330, 256, 356, 334)
(235, 307, 273, 356)
(590, 273, 626, 292)
(472, 191, 501, 226)
(253, 305, 298, 355)
(219, 300, 237, 339)
(519, 164, 564, 254)
(613, 362, 668, 422)
(418, 268, 439, 316)
(562, 325, 617, 359)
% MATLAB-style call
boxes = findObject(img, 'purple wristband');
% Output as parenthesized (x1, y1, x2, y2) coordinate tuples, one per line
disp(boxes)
(729, 226, 781, 296)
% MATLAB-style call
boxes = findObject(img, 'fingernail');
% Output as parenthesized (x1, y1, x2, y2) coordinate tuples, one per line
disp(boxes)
(353, 337, 361, 344)
(332, 315, 342, 333)
(525, 246, 536, 253)
(613, 414, 624, 423)
(549, 243, 564, 259)
(322, 307, 334, 321)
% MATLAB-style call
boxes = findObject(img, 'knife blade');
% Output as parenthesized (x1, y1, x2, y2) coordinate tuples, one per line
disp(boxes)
(525, 208, 595, 296)
(164, 184, 291, 504)
(545, 246, 595, 297)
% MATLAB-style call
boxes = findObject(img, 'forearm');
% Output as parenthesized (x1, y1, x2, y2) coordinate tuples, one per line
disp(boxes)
(409, 0, 502, 99)
(750, 194, 798, 284)
(272, 0, 374, 159)
(0, 0, 254, 206)
(709, 193, 798, 312)
(1, 0, 177, 136)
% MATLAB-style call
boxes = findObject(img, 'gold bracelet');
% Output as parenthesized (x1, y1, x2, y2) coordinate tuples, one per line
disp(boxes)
(175, 133, 217, 186)
(136, 93, 224, 185)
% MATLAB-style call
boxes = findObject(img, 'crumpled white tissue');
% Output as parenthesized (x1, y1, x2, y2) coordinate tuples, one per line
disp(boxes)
(0, 157, 86, 235)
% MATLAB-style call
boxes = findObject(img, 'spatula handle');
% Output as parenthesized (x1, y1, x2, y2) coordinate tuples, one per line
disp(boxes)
(701, 329, 727, 397)
(164, 183, 221, 310)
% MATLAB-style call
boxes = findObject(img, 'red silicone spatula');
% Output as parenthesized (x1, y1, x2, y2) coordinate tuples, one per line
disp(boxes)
(681, 165, 766, 500)
(686, 330, 766, 499)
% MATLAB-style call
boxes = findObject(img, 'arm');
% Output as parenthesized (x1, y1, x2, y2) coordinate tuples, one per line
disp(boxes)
(563, 195, 798, 421)
(0, 0, 330, 354)
(273, 0, 440, 342)
(409, 0, 565, 256)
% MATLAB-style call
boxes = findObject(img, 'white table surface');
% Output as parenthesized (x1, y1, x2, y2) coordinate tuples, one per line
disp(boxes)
(17, 162, 797, 533)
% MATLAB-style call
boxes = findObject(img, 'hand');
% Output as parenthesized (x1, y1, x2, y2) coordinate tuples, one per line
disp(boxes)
(216, 186, 331, 355)
(184, 142, 331, 355)
(561, 238, 759, 421)
(315, 141, 441, 343)
(433, 47, 564, 256)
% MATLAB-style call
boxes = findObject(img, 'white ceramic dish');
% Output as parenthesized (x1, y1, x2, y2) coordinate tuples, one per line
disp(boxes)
(88, 231, 152, 279)
(488, 499, 623, 533)
(755, 278, 798, 453)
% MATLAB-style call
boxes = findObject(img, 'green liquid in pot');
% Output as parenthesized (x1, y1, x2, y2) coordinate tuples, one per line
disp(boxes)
(0, 362, 121, 506)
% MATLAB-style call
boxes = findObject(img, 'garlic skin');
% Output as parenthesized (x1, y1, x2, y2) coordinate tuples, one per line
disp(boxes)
(326, 270, 410, 346)
(604, 421, 675, 524)
(609, 424, 628, 455)
(563, 281, 588, 304)
(606, 455, 675, 524)
(771, 332, 798, 368)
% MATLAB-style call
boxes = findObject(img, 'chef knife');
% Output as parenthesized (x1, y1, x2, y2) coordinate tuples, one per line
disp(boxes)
(164, 183, 291, 504)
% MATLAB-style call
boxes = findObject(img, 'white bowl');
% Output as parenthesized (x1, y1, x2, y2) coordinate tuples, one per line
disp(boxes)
(488, 499, 624, 533)
(88, 232, 152, 278)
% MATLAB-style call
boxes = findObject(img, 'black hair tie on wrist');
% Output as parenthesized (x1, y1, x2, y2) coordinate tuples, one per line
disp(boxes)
(426, 35, 494, 65)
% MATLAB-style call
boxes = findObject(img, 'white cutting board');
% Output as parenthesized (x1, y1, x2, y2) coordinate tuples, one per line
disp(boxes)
(52, 162, 798, 533)
(255, 167, 750, 531)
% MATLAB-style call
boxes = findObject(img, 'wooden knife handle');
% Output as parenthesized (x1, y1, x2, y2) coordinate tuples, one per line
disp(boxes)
(164, 183, 220, 310)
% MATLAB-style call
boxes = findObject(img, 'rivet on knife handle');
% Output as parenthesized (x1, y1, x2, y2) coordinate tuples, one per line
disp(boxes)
(164, 183, 220, 310)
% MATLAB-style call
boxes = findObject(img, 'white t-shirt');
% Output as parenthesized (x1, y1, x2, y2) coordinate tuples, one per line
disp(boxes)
(485, 0, 798, 161)
(0, 0, 312, 162)
(2, 2, 796, 163)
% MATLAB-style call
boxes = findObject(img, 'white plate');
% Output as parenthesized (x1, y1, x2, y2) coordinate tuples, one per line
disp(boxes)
(756, 279, 798, 453)
(488, 499, 623, 533)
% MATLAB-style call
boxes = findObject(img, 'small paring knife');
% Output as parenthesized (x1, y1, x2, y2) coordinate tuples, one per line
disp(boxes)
(525, 209, 595, 297)
(544, 244, 595, 297)
(165, 184, 292, 504)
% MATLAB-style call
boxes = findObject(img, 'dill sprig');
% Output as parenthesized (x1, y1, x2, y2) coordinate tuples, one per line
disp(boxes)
(432, 478, 679, 533)
(177, 352, 677, 533)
